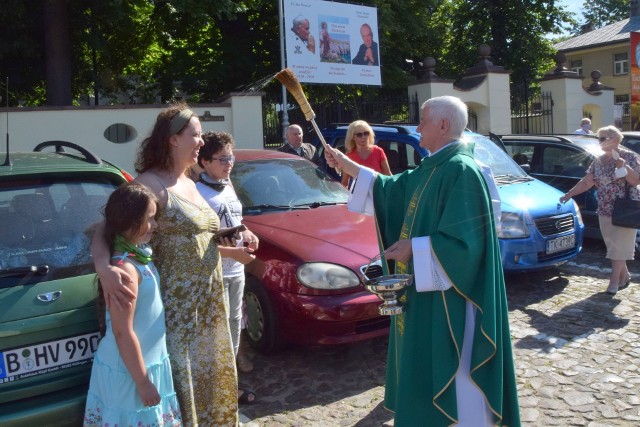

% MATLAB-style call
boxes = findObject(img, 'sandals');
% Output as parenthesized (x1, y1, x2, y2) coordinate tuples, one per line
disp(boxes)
(238, 388, 257, 404)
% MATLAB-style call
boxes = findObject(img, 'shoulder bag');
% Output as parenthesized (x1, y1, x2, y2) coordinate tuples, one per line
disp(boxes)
(611, 182, 640, 228)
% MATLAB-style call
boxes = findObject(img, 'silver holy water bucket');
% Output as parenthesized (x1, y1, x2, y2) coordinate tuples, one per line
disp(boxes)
(364, 274, 413, 315)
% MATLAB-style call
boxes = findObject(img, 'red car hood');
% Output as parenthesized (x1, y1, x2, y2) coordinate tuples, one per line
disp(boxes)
(243, 204, 379, 268)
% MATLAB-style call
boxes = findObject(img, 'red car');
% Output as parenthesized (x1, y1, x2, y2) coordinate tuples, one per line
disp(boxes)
(232, 150, 388, 353)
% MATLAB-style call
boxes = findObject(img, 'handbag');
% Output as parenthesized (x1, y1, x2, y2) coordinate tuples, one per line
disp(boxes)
(611, 182, 640, 228)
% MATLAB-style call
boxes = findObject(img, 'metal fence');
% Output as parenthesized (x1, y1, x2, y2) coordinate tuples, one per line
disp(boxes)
(263, 92, 420, 148)
(510, 86, 554, 135)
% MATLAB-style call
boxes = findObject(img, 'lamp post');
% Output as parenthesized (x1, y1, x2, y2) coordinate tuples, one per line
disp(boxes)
(278, 0, 289, 141)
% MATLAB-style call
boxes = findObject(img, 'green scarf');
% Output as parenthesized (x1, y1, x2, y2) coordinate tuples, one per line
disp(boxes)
(113, 235, 153, 265)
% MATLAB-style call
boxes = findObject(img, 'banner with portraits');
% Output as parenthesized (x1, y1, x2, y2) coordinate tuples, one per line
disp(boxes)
(284, 0, 381, 86)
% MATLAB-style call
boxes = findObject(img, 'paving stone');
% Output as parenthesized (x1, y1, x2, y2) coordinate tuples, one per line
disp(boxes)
(238, 241, 640, 426)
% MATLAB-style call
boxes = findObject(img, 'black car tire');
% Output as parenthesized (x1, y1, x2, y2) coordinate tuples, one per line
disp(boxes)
(244, 276, 282, 354)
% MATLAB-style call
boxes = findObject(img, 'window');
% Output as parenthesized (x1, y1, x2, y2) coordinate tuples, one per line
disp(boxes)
(570, 59, 583, 76)
(541, 147, 589, 177)
(377, 140, 403, 174)
(504, 145, 535, 169)
(103, 123, 137, 144)
(614, 52, 629, 75)
(615, 94, 630, 104)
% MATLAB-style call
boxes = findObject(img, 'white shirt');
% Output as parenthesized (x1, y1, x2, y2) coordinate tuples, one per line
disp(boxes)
(196, 175, 245, 277)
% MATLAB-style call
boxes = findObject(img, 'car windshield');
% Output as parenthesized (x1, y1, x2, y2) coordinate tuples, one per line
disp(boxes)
(0, 179, 116, 287)
(464, 134, 528, 177)
(232, 157, 348, 210)
(393, 126, 527, 178)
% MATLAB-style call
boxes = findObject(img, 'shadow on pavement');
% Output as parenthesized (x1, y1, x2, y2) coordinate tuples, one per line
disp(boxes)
(505, 268, 570, 309)
(514, 291, 629, 352)
(352, 400, 393, 427)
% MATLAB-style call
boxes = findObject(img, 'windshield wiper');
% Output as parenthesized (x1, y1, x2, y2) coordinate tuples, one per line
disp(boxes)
(494, 174, 534, 184)
(297, 201, 345, 208)
(0, 265, 49, 278)
(244, 204, 311, 213)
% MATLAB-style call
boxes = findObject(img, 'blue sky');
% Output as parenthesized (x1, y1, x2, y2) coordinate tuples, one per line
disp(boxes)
(560, 0, 583, 18)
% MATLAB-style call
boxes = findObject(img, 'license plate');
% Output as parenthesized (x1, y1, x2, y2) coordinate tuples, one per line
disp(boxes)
(546, 234, 576, 254)
(0, 332, 100, 382)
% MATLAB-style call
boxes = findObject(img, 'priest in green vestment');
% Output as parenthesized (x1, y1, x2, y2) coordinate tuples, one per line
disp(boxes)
(324, 96, 520, 426)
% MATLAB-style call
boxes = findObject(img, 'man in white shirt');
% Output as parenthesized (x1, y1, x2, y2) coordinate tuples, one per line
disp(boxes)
(574, 118, 594, 134)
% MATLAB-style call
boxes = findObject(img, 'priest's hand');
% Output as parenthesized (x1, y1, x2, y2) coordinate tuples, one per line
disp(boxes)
(384, 239, 412, 264)
(324, 145, 362, 178)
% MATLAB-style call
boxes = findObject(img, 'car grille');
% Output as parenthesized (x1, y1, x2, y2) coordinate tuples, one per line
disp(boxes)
(361, 263, 383, 280)
(534, 214, 575, 236)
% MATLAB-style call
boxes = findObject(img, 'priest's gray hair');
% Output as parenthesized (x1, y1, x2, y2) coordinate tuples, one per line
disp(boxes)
(421, 96, 468, 138)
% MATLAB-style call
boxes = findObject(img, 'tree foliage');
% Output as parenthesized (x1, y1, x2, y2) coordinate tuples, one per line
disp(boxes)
(0, 0, 579, 107)
(580, 0, 629, 30)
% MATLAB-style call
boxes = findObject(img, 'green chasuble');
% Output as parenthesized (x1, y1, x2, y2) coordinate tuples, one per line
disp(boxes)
(374, 142, 520, 426)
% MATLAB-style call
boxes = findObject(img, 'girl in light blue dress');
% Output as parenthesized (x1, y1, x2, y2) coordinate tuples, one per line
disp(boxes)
(84, 183, 181, 426)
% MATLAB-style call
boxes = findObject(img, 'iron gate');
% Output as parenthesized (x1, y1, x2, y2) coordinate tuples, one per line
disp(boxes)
(511, 85, 553, 134)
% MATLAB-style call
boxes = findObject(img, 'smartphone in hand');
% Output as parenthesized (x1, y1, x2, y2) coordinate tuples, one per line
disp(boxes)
(214, 224, 247, 242)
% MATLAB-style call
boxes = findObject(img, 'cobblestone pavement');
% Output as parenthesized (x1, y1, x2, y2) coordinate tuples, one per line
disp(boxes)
(239, 239, 640, 426)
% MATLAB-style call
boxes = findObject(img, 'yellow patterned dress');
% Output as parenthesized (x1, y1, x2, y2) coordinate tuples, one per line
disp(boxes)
(151, 191, 238, 426)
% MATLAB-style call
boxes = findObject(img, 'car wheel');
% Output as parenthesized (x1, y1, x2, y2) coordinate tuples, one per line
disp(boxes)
(244, 276, 282, 354)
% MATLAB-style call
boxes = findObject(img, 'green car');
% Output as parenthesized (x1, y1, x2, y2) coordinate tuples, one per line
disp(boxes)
(0, 141, 130, 426)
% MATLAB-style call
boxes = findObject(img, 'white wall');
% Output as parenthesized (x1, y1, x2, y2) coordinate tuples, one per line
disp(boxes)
(0, 93, 264, 175)
(408, 72, 512, 134)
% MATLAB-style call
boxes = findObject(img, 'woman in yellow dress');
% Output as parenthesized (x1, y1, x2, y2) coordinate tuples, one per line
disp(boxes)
(92, 103, 238, 426)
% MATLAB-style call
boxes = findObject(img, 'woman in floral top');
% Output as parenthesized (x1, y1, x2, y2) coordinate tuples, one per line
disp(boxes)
(560, 125, 640, 294)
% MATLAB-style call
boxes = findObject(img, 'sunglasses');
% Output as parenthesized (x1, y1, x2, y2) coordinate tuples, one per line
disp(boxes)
(598, 136, 611, 142)
(355, 131, 370, 138)
(210, 155, 235, 165)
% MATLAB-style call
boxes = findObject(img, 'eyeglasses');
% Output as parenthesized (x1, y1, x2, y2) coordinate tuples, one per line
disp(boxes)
(210, 155, 235, 165)
(598, 136, 611, 142)
(355, 131, 370, 138)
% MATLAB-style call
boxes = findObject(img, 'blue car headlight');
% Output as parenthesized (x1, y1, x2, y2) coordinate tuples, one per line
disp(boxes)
(297, 262, 361, 290)
(498, 212, 530, 238)
(572, 200, 584, 227)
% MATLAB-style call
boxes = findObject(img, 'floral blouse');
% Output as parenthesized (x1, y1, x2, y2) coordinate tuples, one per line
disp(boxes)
(586, 147, 640, 216)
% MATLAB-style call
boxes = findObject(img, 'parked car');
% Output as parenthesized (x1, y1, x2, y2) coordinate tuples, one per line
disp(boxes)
(231, 150, 387, 354)
(498, 134, 602, 240)
(621, 131, 640, 155)
(314, 124, 585, 272)
(0, 141, 131, 426)
(501, 133, 640, 251)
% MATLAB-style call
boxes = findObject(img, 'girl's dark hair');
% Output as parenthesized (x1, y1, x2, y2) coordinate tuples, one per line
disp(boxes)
(135, 101, 197, 174)
(95, 182, 160, 336)
(197, 131, 235, 168)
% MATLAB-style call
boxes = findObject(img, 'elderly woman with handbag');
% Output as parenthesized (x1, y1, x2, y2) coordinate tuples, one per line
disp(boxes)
(560, 125, 640, 295)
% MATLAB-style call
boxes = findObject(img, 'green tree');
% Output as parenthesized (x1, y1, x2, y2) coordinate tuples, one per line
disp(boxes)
(581, 0, 629, 30)
(437, 0, 573, 87)
(0, 0, 579, 107)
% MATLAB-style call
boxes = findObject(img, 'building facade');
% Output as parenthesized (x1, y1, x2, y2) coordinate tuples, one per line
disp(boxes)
(554, 2, 640, 128)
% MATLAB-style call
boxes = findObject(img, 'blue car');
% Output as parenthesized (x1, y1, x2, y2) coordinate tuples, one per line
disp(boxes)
(314, 124, 584, 272)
